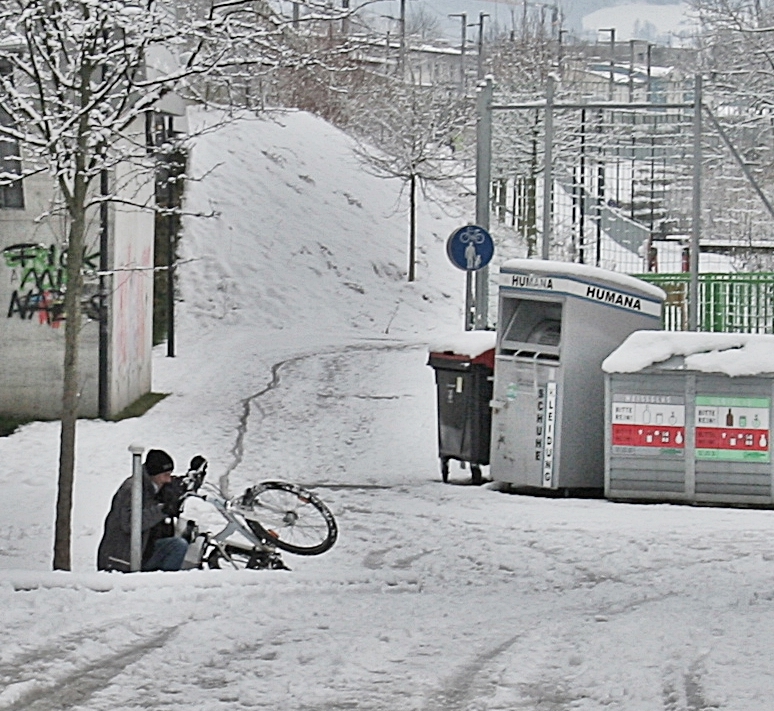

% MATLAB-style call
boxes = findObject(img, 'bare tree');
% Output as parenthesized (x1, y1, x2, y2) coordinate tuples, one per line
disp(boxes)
(486, 26, 557, 256)
(348, 74, 473, 281)
(688, 0, 774, 260)
(406, 4, 442, 41)
(0, 0, 341, 570)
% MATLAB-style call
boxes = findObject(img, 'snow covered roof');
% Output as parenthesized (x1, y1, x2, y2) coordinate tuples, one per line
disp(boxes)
(500, 259, 666, 301)
(603, 330, 774, 377)
(427, 330, 496, 358)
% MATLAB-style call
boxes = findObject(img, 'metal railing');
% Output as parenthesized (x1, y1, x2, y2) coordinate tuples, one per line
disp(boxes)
(637, 273, 774, 333)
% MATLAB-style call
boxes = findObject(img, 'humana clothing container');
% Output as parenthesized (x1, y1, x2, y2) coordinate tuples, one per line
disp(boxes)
(604, 331, 774, 505)
(490, 259, 665, 493)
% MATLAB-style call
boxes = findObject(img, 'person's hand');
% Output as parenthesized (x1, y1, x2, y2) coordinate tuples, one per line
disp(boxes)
(159, 477, 186, 517)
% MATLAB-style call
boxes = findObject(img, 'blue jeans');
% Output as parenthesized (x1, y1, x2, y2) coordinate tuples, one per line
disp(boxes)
(143, 536, 189, 571)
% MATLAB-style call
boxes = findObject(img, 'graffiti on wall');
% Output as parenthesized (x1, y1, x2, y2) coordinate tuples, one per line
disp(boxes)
(2, 242, 100, 327)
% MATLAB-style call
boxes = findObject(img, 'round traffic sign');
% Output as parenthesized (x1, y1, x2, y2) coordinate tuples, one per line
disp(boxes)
(446, 225, 494, 272)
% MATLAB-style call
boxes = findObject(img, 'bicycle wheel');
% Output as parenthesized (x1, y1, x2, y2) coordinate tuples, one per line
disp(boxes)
(240, 481, 338, 556)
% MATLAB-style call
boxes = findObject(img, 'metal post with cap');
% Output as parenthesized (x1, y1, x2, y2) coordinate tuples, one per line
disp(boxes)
(475, 76, 494, 329)
(128, 444, 145, 572)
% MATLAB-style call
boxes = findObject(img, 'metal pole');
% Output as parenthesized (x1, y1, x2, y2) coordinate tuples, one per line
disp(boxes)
(465, 272, 474, 331)
(599, 28, 615, 101)
(449, 13, 467, 93)
(557, 29, 567, 74)
(689, 74, 702, 331)
(646, 44, 652, 102)
(541, 75, 555, 260)
(475, 76, 493, 329)
(399, 0, 406, 77)
(579, 108, 586, 264)
(128, 444, 145, 572)
(609, 28, 615, 101)
(477, 13, 489, 80)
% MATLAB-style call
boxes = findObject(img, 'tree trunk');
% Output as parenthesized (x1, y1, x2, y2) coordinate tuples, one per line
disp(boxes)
(408, 172, 416, 282)
(53, 197, 86, 571)
(53, 63, 91, 570)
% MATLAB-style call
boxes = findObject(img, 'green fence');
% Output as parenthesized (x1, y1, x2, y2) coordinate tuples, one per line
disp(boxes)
(636, 273, 774, 333)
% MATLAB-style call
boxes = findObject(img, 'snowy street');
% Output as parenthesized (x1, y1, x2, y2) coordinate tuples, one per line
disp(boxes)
(3, 339, 774, 711)
(1, 111, 773, 710)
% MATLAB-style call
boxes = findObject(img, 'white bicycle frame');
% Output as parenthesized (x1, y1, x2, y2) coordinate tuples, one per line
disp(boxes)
(181, 481, 277, 568)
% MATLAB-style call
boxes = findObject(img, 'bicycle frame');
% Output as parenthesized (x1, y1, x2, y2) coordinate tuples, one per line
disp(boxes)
(182, 481, 277, 568)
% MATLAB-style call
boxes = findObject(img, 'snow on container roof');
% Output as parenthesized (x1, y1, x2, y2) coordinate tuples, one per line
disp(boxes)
(427, 330, 496, 358)
(500, 259, 666, 302)
(603, 330, 774, 377)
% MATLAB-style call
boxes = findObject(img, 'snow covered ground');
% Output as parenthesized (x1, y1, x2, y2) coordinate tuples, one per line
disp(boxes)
(1, 109, 773, 711)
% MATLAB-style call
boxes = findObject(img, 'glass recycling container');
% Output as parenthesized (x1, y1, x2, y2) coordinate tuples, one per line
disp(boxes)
(428, 331, 496, 484)
(490, 259, 665, 493)
(604, 331, 774, 505)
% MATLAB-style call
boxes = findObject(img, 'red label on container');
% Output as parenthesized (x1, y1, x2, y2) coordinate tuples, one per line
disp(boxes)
(695, 428, 769, 451)
(612, 424, 685, 448)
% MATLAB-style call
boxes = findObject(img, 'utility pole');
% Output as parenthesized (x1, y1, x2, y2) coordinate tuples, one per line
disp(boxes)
(342, 0, 349, 36)
(477, 13, 489, 80)
(646, 43, 653, 102)
(449, 13, 467, 93)
(599, 27, 615, 100)
(557, 28, 567, 73)
(399, 0, 406, 77)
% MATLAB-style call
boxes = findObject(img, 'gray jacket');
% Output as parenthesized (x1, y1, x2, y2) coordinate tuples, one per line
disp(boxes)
(96, 471, 167, 572)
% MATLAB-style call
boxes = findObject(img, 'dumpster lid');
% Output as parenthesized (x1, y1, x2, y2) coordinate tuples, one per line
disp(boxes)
(603, 330, 774, 377)
(428, 330, 496, 360)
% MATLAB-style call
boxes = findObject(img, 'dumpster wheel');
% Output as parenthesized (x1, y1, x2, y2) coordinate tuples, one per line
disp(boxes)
(470, 464, 483, 485)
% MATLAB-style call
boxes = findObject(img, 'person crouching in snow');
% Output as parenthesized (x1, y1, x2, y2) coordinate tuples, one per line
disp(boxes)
(97, 449, 189, 572)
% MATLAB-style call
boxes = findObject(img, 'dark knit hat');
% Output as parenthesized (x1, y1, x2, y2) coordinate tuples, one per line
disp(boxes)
(145, 449, 174, 476)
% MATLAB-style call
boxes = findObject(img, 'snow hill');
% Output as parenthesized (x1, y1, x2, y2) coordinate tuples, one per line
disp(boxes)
(0, 107, 471, 572)
(181, 109, 465, 335)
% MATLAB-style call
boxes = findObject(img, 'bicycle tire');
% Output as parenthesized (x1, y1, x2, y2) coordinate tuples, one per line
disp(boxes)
(241, 481, 338, 556)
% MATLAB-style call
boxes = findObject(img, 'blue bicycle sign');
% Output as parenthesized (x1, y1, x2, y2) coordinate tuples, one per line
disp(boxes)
(446, 225, 494, 272)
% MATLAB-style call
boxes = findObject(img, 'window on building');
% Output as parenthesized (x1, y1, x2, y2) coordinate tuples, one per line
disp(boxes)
(0, 59, 24, 209)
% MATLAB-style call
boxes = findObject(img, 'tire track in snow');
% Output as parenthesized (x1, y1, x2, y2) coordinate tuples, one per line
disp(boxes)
(0, 626, 178, 711)
(221, 341, 419, 495)
(423, 632, 523, 711)
(221, 354, 306, 495)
